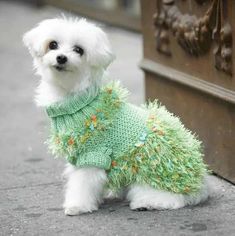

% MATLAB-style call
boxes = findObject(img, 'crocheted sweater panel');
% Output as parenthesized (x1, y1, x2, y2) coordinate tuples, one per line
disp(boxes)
(46, 83, 208, 194)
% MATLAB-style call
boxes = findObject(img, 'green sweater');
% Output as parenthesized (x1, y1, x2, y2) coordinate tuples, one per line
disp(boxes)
(46, 82, 208, 194)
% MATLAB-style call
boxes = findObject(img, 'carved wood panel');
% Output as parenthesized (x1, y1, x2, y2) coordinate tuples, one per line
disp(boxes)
(141, 0, 235, 183)
(153, 0, 233, 75)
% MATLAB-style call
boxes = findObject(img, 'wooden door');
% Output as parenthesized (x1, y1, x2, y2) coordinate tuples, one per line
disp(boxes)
(140, 0, 235, 183)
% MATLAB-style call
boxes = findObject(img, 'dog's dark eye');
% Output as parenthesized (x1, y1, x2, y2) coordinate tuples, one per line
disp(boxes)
(49, 41, 58, 50)
(73, 45, 84, 56)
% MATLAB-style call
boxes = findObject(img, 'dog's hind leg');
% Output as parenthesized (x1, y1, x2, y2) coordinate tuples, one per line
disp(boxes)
(127, 180, 210, 210)
(127, 184, 185, 210)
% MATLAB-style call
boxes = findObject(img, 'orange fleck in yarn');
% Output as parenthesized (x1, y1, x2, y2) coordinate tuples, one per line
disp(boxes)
(91, 115, 97, 121)
(68, 138, 75, 146)
(111, 161, 117, 167)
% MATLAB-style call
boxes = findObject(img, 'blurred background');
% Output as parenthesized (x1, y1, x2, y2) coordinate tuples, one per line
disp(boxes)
(41, 0, 141, 30)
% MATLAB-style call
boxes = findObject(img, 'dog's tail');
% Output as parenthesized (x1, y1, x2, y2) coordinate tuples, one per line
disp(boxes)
(184, 174, 217, 206)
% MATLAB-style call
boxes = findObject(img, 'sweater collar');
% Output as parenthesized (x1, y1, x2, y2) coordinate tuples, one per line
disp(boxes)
(46, 86, 100, 118)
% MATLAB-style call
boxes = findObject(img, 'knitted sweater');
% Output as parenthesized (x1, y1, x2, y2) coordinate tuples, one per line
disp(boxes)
(46, 82, 208, 194)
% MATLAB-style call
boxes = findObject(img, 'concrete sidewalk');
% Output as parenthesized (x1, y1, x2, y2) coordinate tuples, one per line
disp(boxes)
(0, 1, 235, 236)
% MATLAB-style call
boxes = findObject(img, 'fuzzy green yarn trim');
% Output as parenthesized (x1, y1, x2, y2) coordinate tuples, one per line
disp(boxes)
(46, 82, 128, 164)
(106, 101, 208, 194)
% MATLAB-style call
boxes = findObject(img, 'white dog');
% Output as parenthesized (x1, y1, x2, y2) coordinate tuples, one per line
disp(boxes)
(23, 17, 211, 216)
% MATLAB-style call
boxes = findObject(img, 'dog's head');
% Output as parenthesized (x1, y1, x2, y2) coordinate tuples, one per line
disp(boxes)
(23, 18, 114, 87)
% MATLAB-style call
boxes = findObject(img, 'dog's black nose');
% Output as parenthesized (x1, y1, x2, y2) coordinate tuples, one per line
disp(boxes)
(56, 55, 67, 64)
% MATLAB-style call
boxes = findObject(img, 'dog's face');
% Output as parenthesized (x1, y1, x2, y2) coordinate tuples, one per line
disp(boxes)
(23, 18, 114, 88)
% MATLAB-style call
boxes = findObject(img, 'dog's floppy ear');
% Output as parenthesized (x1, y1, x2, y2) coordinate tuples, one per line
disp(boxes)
(23, 25, 43, 58)
(88, 27, 115, 69)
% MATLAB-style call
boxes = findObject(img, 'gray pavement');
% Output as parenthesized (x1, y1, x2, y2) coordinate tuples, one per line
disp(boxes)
(0, 1, 235, 236)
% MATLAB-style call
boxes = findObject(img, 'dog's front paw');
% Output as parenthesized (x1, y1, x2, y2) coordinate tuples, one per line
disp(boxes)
(64, 205, 98, 216)
(64, 207, 81, 216)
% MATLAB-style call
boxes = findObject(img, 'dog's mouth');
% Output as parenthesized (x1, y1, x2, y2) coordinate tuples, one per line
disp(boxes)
(53, 65, 68, 72)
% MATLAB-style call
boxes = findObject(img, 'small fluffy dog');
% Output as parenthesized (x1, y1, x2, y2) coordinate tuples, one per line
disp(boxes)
(23, 17, 210, 216)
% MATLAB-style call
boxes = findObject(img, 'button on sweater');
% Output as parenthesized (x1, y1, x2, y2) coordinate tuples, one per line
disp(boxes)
(46, 82, 208, 194)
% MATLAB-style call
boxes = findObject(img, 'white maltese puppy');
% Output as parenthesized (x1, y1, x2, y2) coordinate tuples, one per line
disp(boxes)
(23, 17, 211, 216)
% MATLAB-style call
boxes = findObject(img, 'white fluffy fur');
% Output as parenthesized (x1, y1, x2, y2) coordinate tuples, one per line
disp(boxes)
(63, 164, 107, 215)
(23, 17, 114, 106)
(127, 176, 211, 210)
(24, 17, 210, 216)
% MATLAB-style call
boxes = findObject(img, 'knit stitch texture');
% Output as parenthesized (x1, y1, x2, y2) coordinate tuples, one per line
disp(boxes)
(46, 82, 208, 194)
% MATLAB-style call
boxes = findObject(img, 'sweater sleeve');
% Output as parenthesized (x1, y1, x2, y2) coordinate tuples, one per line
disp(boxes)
(67, 147, 112, 170)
